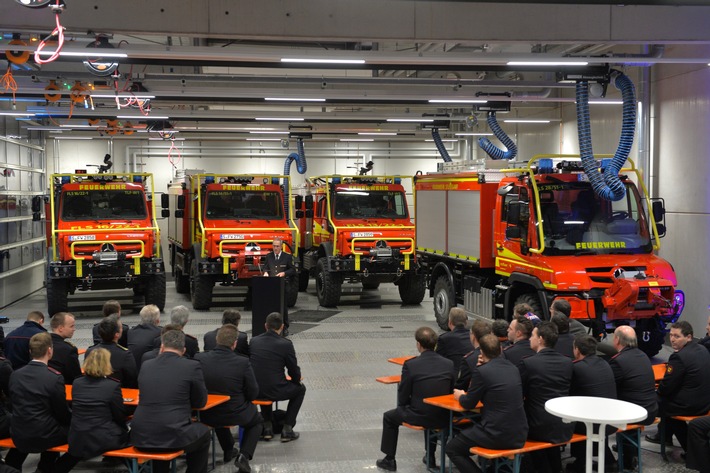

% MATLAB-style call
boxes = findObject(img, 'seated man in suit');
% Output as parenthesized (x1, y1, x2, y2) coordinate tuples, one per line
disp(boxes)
(503, 314, 535, 369)
(376, 327, 455, 471)
(435, 307, 473, 373)
(91, 300, 128, 348)
(203, 308, 249, 357)
(127, 304, 162, 369)
(86, 315, 138, 388)
(150, 306, 199, 358)
(48, 312, 82, 385)
(455, 319, 492, 391)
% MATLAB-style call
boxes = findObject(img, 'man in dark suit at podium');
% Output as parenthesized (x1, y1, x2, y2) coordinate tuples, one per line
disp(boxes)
(262, 238, 295, 331)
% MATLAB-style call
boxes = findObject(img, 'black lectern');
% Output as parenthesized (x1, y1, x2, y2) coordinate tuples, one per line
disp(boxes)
(252, 276, 287, 336)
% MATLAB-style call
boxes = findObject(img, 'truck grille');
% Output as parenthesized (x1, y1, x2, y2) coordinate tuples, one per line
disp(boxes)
(585, 266, 647, 284)
(71, 242, 145, 259)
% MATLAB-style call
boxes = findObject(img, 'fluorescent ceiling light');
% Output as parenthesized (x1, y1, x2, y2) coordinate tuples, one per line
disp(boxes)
(37, 51, 127, 58)
(92, 94, 155, 99)
(387, 118, 434, 123)
(254, 117, 304, 121)
(60, 124, 98, 128)
(455, 132, 493, 136)
(340, 138, 373, 142)
(507, 61, 588, 66)
(249, 131, 289, 135)
(503, 119, 551, 124)
(50, 136, 93, 140)
(246, 138, 281, 141)
(117, 115, 169, 120)
(589, 100, 623, 105)
(264, 97, 326, 102)
(149, 137, 185, 141)
(358, 132, 397, 136)
(425, 139, 457, 142)
(281, 58, 365, 65)
(0, 111, 35, 116)
(428, 99, 487, 104)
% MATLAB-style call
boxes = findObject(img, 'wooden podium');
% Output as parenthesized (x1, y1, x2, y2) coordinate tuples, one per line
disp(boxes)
(251, 276, 287, 336)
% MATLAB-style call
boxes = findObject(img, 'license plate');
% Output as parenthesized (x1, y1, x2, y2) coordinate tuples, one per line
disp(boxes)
(220, 234, 245, 240)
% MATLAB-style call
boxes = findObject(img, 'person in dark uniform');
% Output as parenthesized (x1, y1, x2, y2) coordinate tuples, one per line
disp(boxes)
(4, 310, 46, 369)
(647, 321, 710, 452)
(567, 335, 617, 472)
(455, 319, 492, 390)
(195, 324, 262, 473)
(127, 304, 162, 368)
(502, 315, 535, 368)
(92, 300, 129, 348)
(608, 325, 658, 469)
(131, 329, 210, 473)
(686, 415, 710, 473)
(551, 311, 575, 358)
(446, 334, 528, 473)
(551, 298, 588, 338)
(48, 312, 81, 385)
(86, 315, 138, 388)
(376, 327, 454, 471)
(262, 238, 296, 330)
(520, 321, 574, 473)
(5, 333, 79, 472)
(250, 312, 305, 442)
(492, 319, 511, 349)
(140, 324, 181, 368)
(699, 314, 710, 354)
(152, 306, 199, 358)
(435, 307, 473, 373)
(0, 354, 12, 438)
(66, 348, 129, 466)
(203, 309, 249, 357)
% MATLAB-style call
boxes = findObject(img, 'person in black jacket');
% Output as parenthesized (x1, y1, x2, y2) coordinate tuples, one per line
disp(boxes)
(686, 415, 710, 472)
(551, 311, 575, 358)
(4, 311, 46, 369)
(130, 330, 210, 473)
(446, 334, 528, 473)
(0, 355, 12, 439)
(91, 300, 129, 348)
(85, 315, 138, 388)
(502, 315, 535, 368)
(203, 309, 249, 357)
(520, 321, 574, 473)
(567, 335, 617, 472)
(262, 238, 296, 279)
(250, 312, 305, 442)
(699, 314, 710, 354)
(376, 326, 455, 472)
(66, 348, 129, 465)
(195, 324, 262, 473)
(455, 319, 491, 390)
(127, 304, 162, 368)
(151, 306, 199, 358)
(435, 307, 473, 373)
(647, 321, 710, 452)
(48, 312, 82, 385)
(5, 333, 79, 473)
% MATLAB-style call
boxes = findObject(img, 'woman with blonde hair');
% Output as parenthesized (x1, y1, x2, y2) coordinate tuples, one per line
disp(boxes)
(67, 347, 129, 463)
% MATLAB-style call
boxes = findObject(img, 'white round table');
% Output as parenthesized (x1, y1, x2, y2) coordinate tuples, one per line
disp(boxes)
(545, 396, 647, 473)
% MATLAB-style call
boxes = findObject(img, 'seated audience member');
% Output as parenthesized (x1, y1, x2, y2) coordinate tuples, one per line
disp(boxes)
(520, 321, 574, 473)
(0, 353, 11, 438)
(92, 300, 129, 347)
(5, 333, 78, 472)
(48, 312, 82, 385)
(446, 334, 528, 473)
(492, 319, 510, 349)
(85, 315, 138, 388)
(647, 321, 710, 452)
(700, 313, 710, 354)
(250, 313, 305, 442)
(67, 348, 129, 466)
(435, 307, 473, 373)
(196, 325, 261, 472)
(127, 304, 162, 368)
(550, 298, 588, 337)
(4, 311, 46, 369)
(376, 327, 455, 471)
(152, 305, 199, 358)
(455, 319, 492, 390)
(503, 315, 535, 368)
(204, 309, 249, 357)
(686, 415, 710, 473)
(567, 335, 617, 472)
(131, 330, 210, 473)
(551, 311, 575, 358)
(141, 324, 182, 367)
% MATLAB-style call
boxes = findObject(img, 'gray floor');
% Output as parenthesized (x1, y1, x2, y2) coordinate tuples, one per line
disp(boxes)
(0, 280, 690, 473)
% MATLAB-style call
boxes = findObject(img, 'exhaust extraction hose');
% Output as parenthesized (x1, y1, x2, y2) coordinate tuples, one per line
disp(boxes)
(283, 138, 308, 217)
(478, 112, 518, 160)
(431, 128, 452, 162)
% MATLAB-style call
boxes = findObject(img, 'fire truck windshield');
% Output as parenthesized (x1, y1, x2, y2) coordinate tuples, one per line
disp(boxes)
(536, 181, 653, 255)
(205, 190, 284, 220)
(333, 190, 408, 219)
(61, 190, 147, 220)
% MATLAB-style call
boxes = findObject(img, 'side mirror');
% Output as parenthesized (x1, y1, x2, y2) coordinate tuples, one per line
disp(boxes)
(305, 194, 314, 207)
(497, 183, 514, 196)
(177, 195, 185, 210)
(294, 195, 303, 208)
(652, 200, 665, 222)
(161, 193, 170, 209)
(31, 196, 42, 212)
(175, 209, 184, 219)
(305, 209, 314, 218)
(655, 223, 666, 238)
(296, 210, 304, 218)
(32, 212, 41, 222)
(506, 227, 522, 239)
(507, 201, 521, 224)
(161, 209, 169, 218)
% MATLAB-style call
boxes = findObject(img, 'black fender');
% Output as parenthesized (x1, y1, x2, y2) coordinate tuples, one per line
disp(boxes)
(318, 242, 334, 259)
(503, 272, 547, 318)
(428, 262, 455, 298)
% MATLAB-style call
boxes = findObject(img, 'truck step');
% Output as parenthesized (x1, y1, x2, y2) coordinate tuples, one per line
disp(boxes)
(494, 303, 504, 309)
(495, 284, 509, 291)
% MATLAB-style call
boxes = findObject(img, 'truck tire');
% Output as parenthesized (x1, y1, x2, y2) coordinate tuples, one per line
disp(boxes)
(144, 273, 166, 311)
(433, 276, 455, 330)
(635, 318, 665, 358)
(399, 274, 426, 305)
(362, 281, 380, 290)
(316, 257, 341, 307)
(190, 259, 213, 310)
(298, 270, 309, 292)
(513, 293, 544, 318)
(174, 268, 190, 294)
(286, 277, 299, 307)
(46, 278, 69, 316)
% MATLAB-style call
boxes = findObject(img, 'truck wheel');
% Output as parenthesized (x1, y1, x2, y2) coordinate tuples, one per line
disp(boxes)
(46, 278, 69, 316)
(398, 274, 426, 305)
(174, 268, 190, 294)
(513, 293, 544, 319)
(635, 318, 665, 358)
(286, 277, 299, 307)
(316, 257, 341, 307)
(433, 276, 455, 330)
(362, 281, 380, 290)
(298, 270, 310, 292)
(144, 273, 166, 311)
(190, 259, 213, 310)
